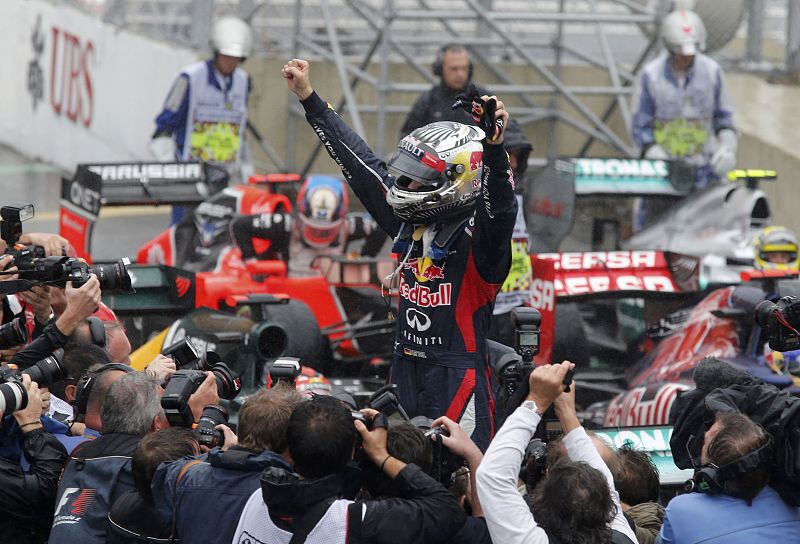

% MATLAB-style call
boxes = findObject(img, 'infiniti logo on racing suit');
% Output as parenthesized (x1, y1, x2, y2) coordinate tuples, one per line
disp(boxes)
(405, 308, 432, 332)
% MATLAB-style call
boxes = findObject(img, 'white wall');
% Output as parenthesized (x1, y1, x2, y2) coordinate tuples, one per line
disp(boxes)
(1, 0, 197, 172)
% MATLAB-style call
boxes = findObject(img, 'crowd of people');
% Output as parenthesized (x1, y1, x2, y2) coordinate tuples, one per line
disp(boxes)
(2, 5, 800, 544)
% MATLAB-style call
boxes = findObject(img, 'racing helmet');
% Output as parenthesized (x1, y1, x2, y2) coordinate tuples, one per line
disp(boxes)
(294, 366, 332, 398)
(754, 226, 800, 271)
(194, 199, 234, 247)
(661, 9, 707, 56)
(296, 175, 349, 248)
(387, 122, 485, 224)
(210, 16, 253, 59)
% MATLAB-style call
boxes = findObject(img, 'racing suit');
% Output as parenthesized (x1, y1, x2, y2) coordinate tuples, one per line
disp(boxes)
(301, 92, 517, 449)
(153, 59, 251, 223)
(400, 83, 490, 137)
(632, 52, 735, 229)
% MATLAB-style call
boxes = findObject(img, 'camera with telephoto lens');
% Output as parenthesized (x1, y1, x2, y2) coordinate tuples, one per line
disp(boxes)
(0, 316, 29, 350)
(267, 357, 301, 388)
(195, 404, 229, 449)
(756, 296, 800, 352)
(0, 204, 132, 295)
(161, 364, 242, 428)
(0, 348, 66, 414)
(162, 337, 218, 371)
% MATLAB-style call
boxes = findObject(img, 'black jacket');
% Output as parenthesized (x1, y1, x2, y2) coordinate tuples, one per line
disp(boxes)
(401, 83, 490, 137)
(10, 320, 69, 368)
(0, 427, 68, 544)
(261, 463, 467, 543)
(107, 490, 173, 544)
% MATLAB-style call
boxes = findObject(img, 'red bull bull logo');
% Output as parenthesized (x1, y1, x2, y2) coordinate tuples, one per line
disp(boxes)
(403, 257, 446, 282)
(399, 275, 452, 307)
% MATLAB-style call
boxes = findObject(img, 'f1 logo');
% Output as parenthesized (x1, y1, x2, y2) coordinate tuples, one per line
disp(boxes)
(405, 308, 431, 332)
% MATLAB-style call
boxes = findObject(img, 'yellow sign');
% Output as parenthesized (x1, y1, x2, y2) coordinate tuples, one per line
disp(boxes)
(190, 121, 240, 163)
(501, 240, 532, 293)
(654, 118, 707, 157)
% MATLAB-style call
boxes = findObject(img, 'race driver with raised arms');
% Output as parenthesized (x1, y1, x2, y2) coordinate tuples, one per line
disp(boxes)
(283, 59, 517, 449)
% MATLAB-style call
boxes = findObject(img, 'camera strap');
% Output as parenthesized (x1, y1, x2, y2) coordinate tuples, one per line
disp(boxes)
(288, 495, 337, 544)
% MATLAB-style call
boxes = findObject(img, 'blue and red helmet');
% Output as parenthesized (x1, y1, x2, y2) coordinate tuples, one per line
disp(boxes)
(296, 175, 349, 248)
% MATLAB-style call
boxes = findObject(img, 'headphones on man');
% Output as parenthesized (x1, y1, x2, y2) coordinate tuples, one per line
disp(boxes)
(691, 434, 773, 494)
(71, 363, 134, 423)
(432, 44, 474, 80)
(86, 316, 106, 348)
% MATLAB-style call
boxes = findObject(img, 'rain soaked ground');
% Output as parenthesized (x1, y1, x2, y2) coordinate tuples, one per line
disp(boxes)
(0, 145, 171, 262)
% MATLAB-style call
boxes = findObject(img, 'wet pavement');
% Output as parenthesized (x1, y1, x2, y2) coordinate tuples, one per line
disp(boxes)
(0, 145, 171, 261)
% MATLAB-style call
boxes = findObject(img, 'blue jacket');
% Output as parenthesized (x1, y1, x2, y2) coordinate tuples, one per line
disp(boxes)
(657, 486, 800, 543)
(151, 446, 290, 544)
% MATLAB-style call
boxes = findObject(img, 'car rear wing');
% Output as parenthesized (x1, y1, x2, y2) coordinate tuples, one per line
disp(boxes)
(528, 250, 698, 366)
(59, 161, 228, 261)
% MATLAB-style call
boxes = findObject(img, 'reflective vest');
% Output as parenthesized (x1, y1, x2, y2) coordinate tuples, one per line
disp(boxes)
(181, 61, 248, 170)
(233, 489, 354, 544)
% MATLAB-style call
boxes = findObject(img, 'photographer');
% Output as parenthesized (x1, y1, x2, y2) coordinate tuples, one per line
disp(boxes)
(476, 362, 637, 544)
(233, 395, 466, 543)
(50, 370, 217, 544)
(0, 375, 68, 544)
(107, 428, 200, 543)
(659, 412, 800, 543)
(151, 385, 301, 544)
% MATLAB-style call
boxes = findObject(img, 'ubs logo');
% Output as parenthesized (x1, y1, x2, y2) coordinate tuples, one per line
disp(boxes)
(405, 308, 431, 332)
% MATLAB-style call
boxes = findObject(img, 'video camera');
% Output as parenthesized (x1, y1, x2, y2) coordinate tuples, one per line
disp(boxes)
(160, 337, 242, 427)
(756, 296, 800, 352)
(0, 349, 67, 414)
(0, 204, 132, 295)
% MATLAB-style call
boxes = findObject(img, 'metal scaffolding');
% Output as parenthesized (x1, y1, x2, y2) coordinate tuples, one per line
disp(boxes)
(277, 0, 665, 172)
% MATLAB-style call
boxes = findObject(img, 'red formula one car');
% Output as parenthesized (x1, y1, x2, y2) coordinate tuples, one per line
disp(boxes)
(58, 163, 395, 381)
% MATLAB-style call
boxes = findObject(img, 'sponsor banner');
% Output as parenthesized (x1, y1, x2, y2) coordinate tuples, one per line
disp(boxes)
(1, 0, 196, 172)
(572, 158, 694, 196)
(532, 251, 680, 297)
(594, 424, 694, 485)
(603, 383, 691, 428)
(59, 167, 101, 260)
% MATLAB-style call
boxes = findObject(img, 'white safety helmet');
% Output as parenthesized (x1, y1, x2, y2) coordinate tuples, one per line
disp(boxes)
(661, 9, 707, 56)
(210, 16, 253, 59)
(387, 122, 485, 224)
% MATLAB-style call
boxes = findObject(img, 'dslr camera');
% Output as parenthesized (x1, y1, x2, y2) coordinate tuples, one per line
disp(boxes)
(0, 349, 67, 413)
(160, 337, 242, 427)
(756, 296, 800, 352)
(0, 316, 28, 350)
(0, 204, 132, 294)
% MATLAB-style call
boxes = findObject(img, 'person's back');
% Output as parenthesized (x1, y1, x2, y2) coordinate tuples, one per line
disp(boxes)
(152, 386, 299, 544)
(50, 373, 167, 544)
(659, 485, 800, 543)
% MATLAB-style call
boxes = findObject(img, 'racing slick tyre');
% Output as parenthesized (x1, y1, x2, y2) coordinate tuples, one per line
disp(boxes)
(261, 299, 330, 374)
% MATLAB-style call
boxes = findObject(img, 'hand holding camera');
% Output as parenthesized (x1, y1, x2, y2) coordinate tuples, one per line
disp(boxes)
(146, 354, 177, 383)
(353, 408, 391, 466)
(11, 375, 43, 432)
(55, 276, 101, 336)
(430, 416, 482, 465)
(527, 361, 575, 414)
